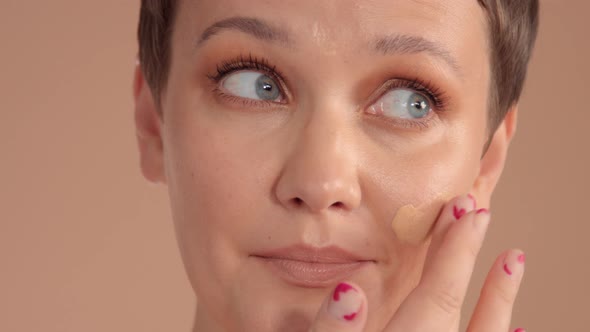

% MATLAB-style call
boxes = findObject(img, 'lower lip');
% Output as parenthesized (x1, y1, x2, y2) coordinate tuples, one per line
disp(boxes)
(255, 257, 371, 288)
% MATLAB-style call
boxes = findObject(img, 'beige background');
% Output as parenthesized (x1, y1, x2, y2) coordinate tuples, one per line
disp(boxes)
(0, 1, 588, 331)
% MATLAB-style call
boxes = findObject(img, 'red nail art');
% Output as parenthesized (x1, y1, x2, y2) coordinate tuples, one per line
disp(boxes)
(453, 206, 466, 220)
(518, 254, 526, 263)
(514, 328, 525, 332)
(476, 208, 489, 214)
(468, 194, 477, 209)
(343, 312, 357, 321)
(503, 263, 513, 275)
(333, 282, 356, 301)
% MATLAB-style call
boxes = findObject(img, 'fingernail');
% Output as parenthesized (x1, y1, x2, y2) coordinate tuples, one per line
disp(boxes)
(514, 328, 526, 332)
(503, 251, 525, 279)
(453, 195, 476, 220)
(328, 283, 362, 322)
(453, 205, 467, 220)
(476, 208, 489, 214)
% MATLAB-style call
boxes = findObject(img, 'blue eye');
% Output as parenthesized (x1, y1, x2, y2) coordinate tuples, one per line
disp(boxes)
(369, 89, 431, 120)
(221, 71, 281, 101)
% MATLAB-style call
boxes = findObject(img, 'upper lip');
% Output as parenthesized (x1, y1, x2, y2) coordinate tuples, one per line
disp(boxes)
(252, 244, 374, 264)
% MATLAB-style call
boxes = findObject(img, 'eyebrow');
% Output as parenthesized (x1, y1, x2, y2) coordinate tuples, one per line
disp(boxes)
(373, 35, 462, 76)
(196, 16, 461, 76)
(196, 16, 290, 47)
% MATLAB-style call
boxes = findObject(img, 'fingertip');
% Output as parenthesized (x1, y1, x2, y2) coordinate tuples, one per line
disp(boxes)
(327, 282, 366, 322)
(466, 249, 526, 331)
(502, 249, 526, 280)
(432, 194, 477, 236)
(311, 281, 367, 331)
(422, 194, 487, 282)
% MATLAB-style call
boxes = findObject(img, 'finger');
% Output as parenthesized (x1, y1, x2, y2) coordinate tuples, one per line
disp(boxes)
(431, 194, 476, 332)
(467, 249, 526, 332)
(309, 282, 367, 332)
(388, 200, 490, 332)
(425, 194, 477, 268)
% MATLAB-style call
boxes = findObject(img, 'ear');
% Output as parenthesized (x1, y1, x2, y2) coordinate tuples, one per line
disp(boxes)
(470, 105, 518, 208)
(133, 61, 167, 184)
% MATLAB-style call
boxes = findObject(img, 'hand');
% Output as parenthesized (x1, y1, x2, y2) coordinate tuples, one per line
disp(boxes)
(309, 195, 526, 332)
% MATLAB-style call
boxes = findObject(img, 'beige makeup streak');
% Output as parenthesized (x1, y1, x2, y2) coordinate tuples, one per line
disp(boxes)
(391, 194, 453, 245)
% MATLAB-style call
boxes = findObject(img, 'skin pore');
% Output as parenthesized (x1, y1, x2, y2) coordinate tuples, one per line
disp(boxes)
(133, 0, 518, 331)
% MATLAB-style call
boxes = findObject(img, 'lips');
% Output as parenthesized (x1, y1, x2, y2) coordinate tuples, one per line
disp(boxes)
(252, 244, 374, 288)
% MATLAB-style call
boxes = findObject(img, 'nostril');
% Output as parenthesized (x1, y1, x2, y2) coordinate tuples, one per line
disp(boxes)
(287, 198, 347, 211)
(331, 201, 345, 209)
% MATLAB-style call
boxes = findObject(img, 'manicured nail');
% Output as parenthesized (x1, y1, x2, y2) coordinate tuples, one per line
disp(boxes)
(503, 251, 525, 278)
(514, 328, 526, 332)
(453, 205, 467, 219)
(452, 194, 477, 220)
(328, 283, 362, 322)
(476, 208, 489, 214)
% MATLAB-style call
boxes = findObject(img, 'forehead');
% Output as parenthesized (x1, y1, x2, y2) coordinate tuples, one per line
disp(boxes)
(176, 0, 489, 80)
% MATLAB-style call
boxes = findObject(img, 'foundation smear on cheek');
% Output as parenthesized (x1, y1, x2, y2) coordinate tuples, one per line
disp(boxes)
(391, 194, 453, 245)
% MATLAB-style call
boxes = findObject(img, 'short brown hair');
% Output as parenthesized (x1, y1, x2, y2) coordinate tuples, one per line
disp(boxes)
(138, 0, 539, 130)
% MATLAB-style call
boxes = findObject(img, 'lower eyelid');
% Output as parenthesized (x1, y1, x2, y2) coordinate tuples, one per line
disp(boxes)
(364, 103, 440, 131)
(214, 87, 286, 109)
(387, 117, 437, 132)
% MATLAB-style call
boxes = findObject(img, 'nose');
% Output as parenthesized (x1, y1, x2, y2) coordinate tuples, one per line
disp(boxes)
(274, 106, 362, 214)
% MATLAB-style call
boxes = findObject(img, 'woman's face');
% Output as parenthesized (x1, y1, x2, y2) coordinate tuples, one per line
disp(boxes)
(134, 0, 515, 330)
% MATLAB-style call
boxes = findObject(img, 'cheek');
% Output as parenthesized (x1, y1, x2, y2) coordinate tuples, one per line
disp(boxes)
(366, 132, 479, 208)
(364, 138, 480, 308)
(159, 97, 279, 305)
(363, 129, 480, 248)
(163, 115, 264, 245)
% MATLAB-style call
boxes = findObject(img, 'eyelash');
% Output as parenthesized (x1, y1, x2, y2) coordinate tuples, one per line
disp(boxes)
(383, 77, 448, 111)
(371, 77, 449, 130)
(206, 53, 450, 129)
(207, 53, 287, 96)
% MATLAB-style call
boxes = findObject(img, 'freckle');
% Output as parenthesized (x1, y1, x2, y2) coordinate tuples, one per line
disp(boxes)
(267, 235, 271, 240)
